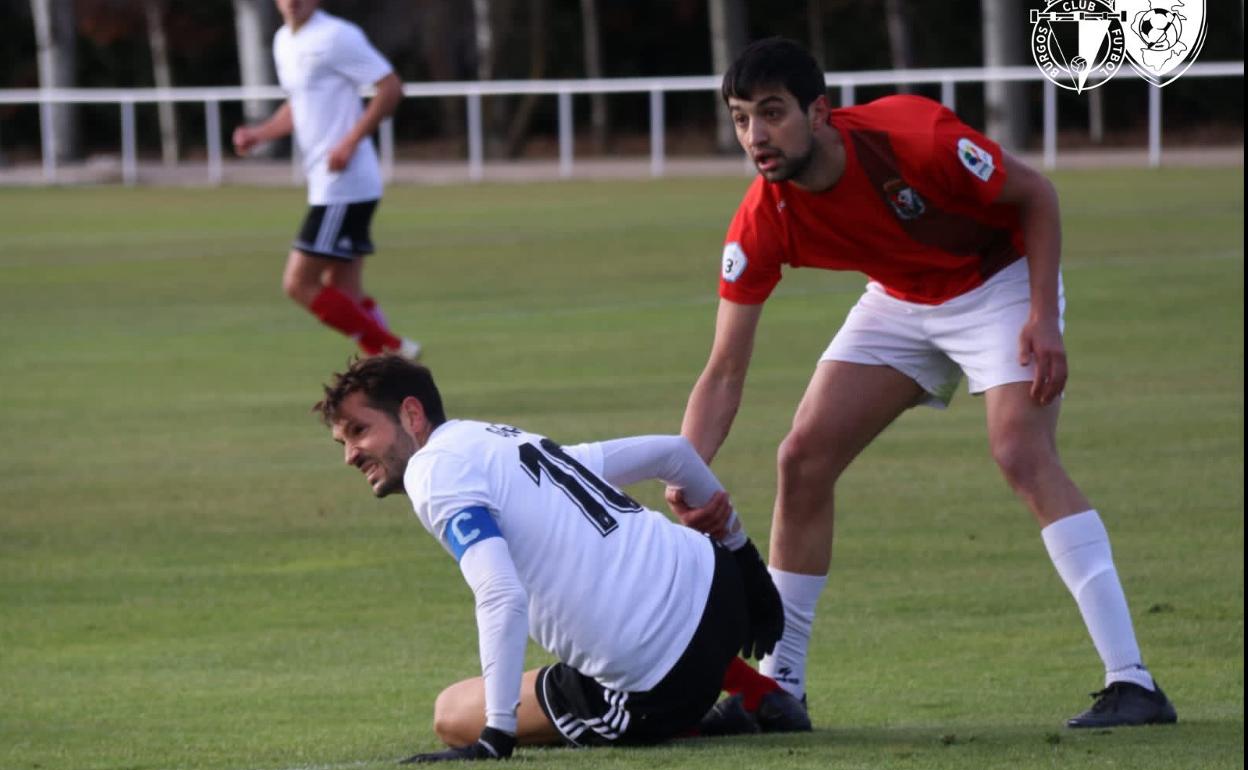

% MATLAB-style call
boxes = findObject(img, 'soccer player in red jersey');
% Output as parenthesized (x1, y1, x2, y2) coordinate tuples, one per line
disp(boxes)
(671, 37, 1176, 730)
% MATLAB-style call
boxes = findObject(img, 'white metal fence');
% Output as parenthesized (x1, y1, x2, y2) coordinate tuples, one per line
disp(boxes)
(0, 62, 1242, 185)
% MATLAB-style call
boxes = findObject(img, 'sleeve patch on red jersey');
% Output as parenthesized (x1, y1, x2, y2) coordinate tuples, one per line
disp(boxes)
(957, 137, 996, 182)
(722, 242, 748, 282)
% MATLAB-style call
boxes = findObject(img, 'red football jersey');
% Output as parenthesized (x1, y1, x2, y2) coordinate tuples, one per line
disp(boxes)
(719, 95, 1026, 306)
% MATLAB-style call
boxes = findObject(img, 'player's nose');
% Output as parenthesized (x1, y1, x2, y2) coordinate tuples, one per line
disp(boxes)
(745, 118, 768, 146)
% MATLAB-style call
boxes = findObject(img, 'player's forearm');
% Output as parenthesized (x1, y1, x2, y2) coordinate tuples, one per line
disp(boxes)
(1020, 175, 1063, 319)
(344, 75, 401, 147)
(460, 540, 528, 734)
(252, 102, 294, 142)
(596, 435, 724, 503)
(681, 370, 745, 464)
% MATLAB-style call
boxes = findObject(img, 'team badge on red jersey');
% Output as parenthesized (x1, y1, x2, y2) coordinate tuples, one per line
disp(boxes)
(883, 178, 926, 221)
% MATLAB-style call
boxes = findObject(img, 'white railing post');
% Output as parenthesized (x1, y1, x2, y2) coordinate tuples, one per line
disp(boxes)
(941, 78, 955, 110)
(205, 98, 222, 186)
(841, 82, 856, 107)
(1043, 79, 1057, 171)
(467, 92, 484, 182)
(558, 89, 573, 178)
(39, 97, 55, 183)
(649, 89, 665, 178)
(1148, 86, 1162, 168)
(380, 116, 394, 183)
(121, 98, 137, 186)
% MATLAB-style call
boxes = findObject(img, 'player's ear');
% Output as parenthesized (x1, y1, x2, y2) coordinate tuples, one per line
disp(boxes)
(808, 95, 830, 130)
(398, 396, 427, 436)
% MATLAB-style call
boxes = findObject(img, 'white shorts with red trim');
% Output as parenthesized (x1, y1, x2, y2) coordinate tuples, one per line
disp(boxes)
(820, 258, 1065, 408)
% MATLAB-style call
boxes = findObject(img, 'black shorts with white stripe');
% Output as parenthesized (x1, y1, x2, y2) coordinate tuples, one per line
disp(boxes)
(293, 199, 379, 261)
(534, 542, 748, 747)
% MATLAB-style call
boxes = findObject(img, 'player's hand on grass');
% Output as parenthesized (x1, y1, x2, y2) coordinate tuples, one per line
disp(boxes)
(399, 727, 515, 764)
(667, 488, 732, 540)
(732, 539, 785, 660)
(1019, 313, 1067, 406)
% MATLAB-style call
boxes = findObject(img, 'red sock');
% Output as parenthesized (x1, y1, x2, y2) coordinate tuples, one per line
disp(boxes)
(721, 657, 781, 712)
(308, 286, 400, 354)
(361, 295, 390, 331)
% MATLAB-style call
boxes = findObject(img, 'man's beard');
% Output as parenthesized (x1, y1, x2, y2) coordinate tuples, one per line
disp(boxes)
(760, 140, 815, 184)
(372, 432, 416, 498)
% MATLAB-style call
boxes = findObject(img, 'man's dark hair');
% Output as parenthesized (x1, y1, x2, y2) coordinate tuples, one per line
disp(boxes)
(721, 37, 827, 111)
(315, 355, 447, 427)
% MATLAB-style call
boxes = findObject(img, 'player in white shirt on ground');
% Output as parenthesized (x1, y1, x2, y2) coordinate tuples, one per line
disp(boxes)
(315, 355, 805, 763)
(233, 0, 419, 360)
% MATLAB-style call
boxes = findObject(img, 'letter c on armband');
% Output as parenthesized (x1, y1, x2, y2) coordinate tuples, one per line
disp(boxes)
(444, 506, 503, 561)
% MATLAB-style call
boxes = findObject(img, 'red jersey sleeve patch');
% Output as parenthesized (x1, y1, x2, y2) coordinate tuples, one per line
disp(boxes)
(719, 179, 784, 305)
(929, 108, 1007, 207)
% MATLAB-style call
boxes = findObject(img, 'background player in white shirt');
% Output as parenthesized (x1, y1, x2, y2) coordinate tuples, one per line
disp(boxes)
(315, 355, 806, 763)
(233, 0, 420, 360)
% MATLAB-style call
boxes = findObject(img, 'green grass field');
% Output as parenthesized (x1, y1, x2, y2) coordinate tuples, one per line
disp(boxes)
(0, 168, 1242, 770)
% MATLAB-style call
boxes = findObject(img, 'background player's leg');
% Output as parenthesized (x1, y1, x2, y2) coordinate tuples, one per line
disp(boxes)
(322, 257, 365, 304)
(761, 361, 923, 698)
(984, 382, 1173, 725)
(432, 670, 562, 747)
(322, 251, 420, 356)
(282, 249, 402, 354)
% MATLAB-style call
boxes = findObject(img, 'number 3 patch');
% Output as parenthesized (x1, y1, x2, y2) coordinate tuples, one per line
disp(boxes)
(722, 242, 748, 282)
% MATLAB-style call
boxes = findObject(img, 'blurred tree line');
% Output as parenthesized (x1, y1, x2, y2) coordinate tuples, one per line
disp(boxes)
(1, 0, 1243, 164)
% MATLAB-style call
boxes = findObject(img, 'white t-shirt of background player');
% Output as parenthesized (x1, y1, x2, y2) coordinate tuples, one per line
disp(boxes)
(404, 420, 715, 693)
(273, 11, 392, 205)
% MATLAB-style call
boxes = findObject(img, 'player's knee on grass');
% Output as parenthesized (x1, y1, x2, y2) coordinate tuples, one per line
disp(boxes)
(432, 681, 485, 747)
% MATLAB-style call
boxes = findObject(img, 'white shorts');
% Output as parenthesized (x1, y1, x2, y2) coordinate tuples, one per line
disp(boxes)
(820, 259, 1065, 408)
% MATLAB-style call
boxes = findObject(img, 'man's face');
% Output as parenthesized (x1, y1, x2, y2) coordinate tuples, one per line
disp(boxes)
(330, 391, 416, 498)
(274, 0, 318, 28)
(729, 88, 817, 183)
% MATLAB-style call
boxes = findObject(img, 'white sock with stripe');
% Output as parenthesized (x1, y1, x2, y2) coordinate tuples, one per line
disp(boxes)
(758, 567, 827, 699)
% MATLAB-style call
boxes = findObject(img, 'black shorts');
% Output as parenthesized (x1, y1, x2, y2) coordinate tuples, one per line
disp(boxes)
(534, 542, 747, 747)
(292, 199, 379, 261)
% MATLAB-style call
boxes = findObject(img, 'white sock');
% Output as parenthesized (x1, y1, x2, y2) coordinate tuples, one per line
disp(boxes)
(1041, 510, 1155, 691)
(759, 567, 827, 699)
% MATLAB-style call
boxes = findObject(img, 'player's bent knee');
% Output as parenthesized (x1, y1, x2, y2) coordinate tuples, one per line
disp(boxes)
(281, 273, 319, 307)
(432, 683, 483, 747)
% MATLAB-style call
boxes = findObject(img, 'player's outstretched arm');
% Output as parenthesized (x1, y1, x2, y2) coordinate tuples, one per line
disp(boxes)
(681, 299, 764, 464)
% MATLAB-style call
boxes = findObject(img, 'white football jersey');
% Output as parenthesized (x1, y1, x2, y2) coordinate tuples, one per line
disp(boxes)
(404, 420, 715, 693)
(273, 10, 392, 205)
